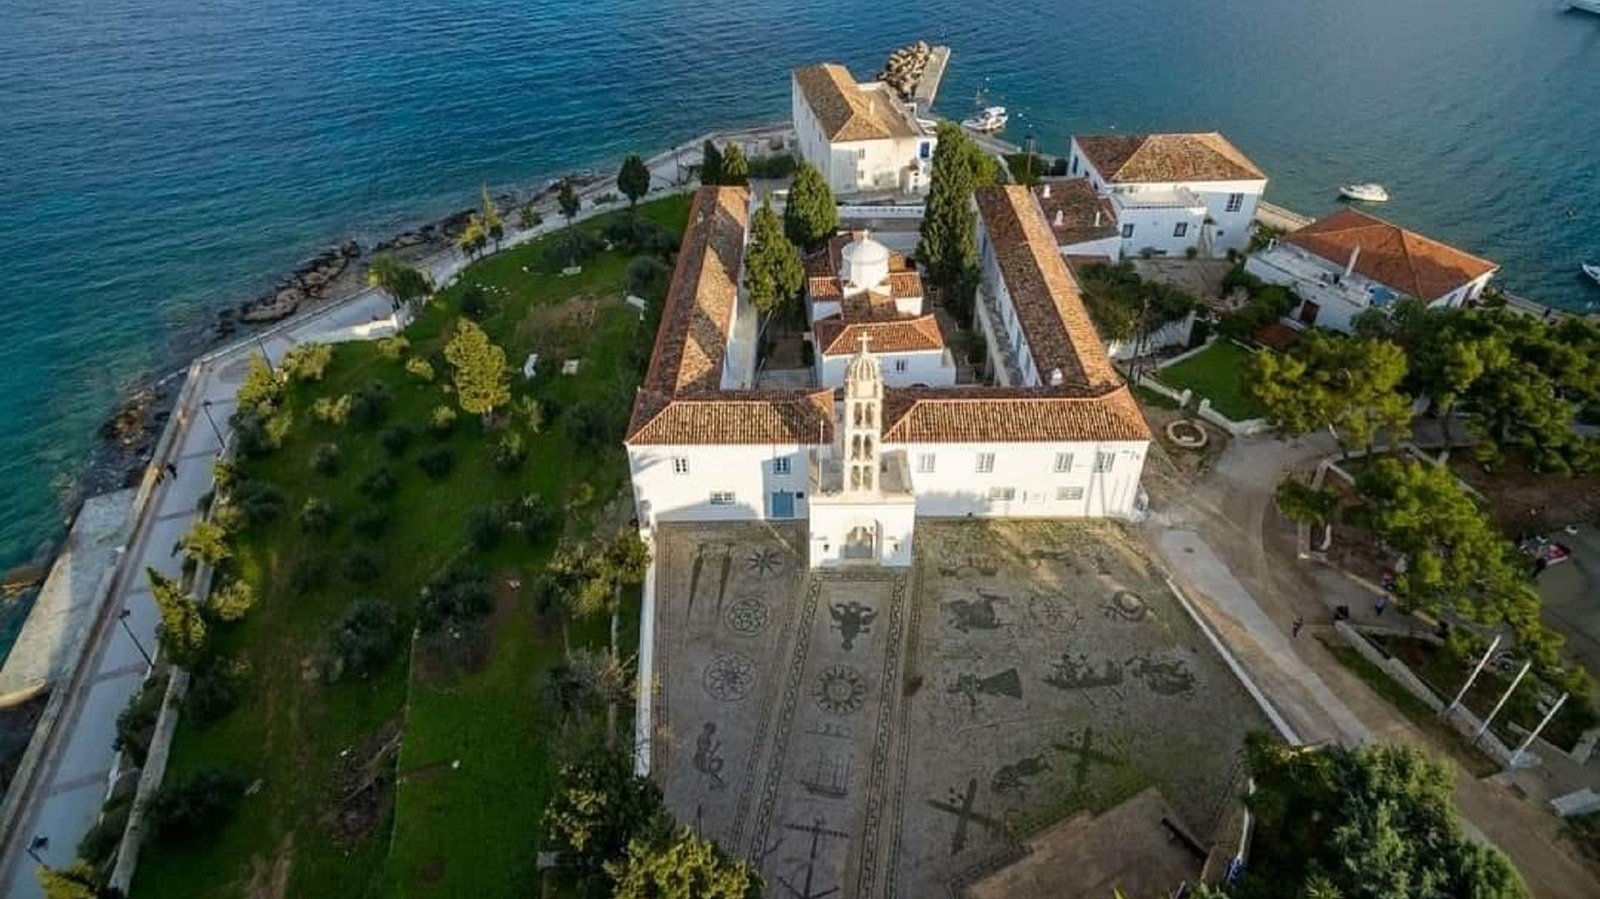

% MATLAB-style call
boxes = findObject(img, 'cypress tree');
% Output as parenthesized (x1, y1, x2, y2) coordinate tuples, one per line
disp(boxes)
(721, 145, 749, 186)
(918, 121, 980, 288)
(783, 161, 838, 249)
(700, 140, 723, 186)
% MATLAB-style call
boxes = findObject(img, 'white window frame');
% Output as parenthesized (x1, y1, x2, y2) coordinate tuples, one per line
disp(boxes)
(975, 452, 996, 474)
(709, 491, 736, 505)
(1173, 222, 1188, 238)
(1057, 486, 1085, 501)
(988, 486, 1017, 501)
(1053, 452, 1073, 473)
(916, 453, 936, 473)
(772, 457, 791, 475)
(1093, 451, 1115, 473)
(1121, 223, 1135, 239)
(672, 456, 690, 475)
(1225, 193, 1244, 213)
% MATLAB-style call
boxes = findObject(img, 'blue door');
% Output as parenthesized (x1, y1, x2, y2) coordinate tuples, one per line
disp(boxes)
(771, 491, 795, 519)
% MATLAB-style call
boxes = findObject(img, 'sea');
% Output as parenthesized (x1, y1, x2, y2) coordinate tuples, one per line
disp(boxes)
(1, 0, 1598, 647)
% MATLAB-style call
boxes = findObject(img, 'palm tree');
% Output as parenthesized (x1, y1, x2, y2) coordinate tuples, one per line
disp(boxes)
(366, 255, 434, 315)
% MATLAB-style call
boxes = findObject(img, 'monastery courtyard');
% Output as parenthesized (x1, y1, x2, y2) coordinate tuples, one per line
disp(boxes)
(648, 519, 1267, 898)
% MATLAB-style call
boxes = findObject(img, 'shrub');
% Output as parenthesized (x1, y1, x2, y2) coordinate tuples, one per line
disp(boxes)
(150, 769, 245, 844)
(113, 677, 166, 766)
(310, 442, 342, 476)
(417, 445, 455, 480)
(513, 395, 544, 433)
(187, 656, 249, 724)
(493, 431, 528, 472)
(281, 343, 333, 382)
(605, 218, 678, 257)
(513, 493, 559, 544)
(209, 578, 257, 622)
(78, 794, 132, 870)
(348, 380, 393, 428)
(418, 566, 493, 635)
(298, 498, 337, 534)
(460, 283, 489, 319)
(541, 229, 604, 272)
(289, 555, 328, 595)
(405, 356, 436, 382)
(380, 422, 414, 457)
(746, 152, 797, 179)
(232, 407, 287, 458)
(377, 335, 410, 360)
(178, 520, 231, 568)
(351, 507, 390, 539)
(466, 505, 507, 551)
(430, 404, 457, 434)
(343, 548, 382, 583)
(325, 599, 399, 682)
(311, 394, 352, 425)
(627, 255, 671, 302)
(230, 478, 285, 527)
(358, 466, 398, 500)
(564, 400, 619, 450)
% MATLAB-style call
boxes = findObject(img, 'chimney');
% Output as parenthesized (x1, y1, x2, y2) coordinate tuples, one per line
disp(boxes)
(1041, 183, 1052, 199)
(1049, 368, 1064, 387)
(1053, 210, 1065, 227)
(1093, 209, 1103, 227)
(1344, 245, 1361, 281)
(853, 229, 869, 244)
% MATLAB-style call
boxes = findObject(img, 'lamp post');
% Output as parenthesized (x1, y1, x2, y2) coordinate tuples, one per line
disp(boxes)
(200, 399, 226, 448)
(1023, 132, 1038, 183)
(256, 337, 275, 374)
(118, 608, 153, 668)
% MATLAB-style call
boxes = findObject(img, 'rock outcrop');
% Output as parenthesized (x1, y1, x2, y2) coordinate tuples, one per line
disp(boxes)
(874, 41, 933, 102)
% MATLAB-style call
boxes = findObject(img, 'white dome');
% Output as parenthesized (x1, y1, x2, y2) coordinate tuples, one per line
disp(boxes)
(841, 232, 890, 291)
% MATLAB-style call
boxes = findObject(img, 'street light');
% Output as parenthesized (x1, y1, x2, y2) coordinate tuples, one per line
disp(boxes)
(118, 608, 153, 668)
(256, 337, 275, 374)
(200, 399, 227, 447)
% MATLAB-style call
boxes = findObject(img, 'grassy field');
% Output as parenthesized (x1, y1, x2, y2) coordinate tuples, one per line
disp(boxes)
(132, 194, 689, 899)
(1155, 340, 1267, 421)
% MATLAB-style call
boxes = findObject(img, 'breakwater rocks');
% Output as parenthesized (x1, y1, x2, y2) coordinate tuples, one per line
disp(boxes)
(234, 240, 362, 326)
(875, 41, 934, 102)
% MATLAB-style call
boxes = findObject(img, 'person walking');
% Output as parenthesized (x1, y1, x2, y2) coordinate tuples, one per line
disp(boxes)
(165, 461, 178, 478)
(1292, 615, 1304, 639)
(1374, 594, 1388, 617)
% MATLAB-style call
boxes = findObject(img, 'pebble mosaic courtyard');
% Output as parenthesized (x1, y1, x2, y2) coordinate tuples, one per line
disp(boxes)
(649, 519, 1267, 897)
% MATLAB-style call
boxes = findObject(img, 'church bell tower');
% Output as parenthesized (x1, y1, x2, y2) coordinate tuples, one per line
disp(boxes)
(842, 334, 882, 496)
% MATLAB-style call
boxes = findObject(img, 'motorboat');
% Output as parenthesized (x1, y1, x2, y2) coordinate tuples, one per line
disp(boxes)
(961, 106, 1008, 133)
(1584, 263, 1600, 287)
(1339, 182, 1389, 202)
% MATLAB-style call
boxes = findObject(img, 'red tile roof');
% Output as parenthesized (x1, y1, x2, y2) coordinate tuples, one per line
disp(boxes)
(1074, 132, 1265, 184)
(1033, 180, 1118, 246)
(792, 64, 922, 142)
(627, 187, 834, 447)
(973, 185, 1122, 391)
(882, 386, 1151, 443)
(814, 314, 945, 356)
(1283, 207, 1498, 302)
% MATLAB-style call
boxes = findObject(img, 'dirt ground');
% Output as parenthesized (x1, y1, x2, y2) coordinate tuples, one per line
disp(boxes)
(649, 520, 1264, 898)
(1450, 456, 1600, 535)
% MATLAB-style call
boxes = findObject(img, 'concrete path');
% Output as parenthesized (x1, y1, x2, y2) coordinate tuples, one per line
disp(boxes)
(1141, 432, 1600, 899)
(0, 129, 769, 895)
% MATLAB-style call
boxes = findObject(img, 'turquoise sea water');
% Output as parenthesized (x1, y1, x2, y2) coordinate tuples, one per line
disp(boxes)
(1, 0, 1597, 585)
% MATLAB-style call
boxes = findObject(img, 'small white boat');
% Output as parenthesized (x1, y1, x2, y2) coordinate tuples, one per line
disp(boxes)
(1339, 182, 1390, 203)
(961, 106, 1008, 133)
(1583, 263, 1600, 287)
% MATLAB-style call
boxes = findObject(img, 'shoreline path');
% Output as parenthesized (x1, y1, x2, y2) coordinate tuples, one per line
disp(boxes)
(0, 121, 789, 899)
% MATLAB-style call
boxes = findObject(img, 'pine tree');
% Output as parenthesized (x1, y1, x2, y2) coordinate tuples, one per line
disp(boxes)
(480, 185, 504, 250)
(699, 140, 723, 186)
(783, 161, 838, 249)
(918, 121, 981, 288)
(742, 198, 803, 323)
(442, 320, 510, 423)
(366, 255, 434, 315)
(617, 154, 651, 207)
(557, 178, 580, 226)
(147, 567, 206, 666)
(720, 145, 749, 186)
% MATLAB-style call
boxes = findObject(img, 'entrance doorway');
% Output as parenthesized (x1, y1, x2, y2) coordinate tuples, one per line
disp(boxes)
(771, 491, 796, 519)
(842, 524, 876, 560)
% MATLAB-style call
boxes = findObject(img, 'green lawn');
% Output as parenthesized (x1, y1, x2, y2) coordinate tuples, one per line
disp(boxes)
(1155, 340, 1267, 421)
(132, 194, 688, 899)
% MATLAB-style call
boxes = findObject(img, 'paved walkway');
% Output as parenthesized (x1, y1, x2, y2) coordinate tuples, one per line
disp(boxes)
(0, 130, 762, 895)
(1141, 433, 1600, 899)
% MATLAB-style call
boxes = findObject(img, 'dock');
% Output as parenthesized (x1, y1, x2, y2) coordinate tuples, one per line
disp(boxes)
(1254, 201, 1313, 232)
(913, 45, 951, 111)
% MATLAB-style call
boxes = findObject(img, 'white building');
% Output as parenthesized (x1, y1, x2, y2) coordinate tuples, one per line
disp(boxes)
(625, 186, 1151, 569)
(791, 63, 936, 198)
(805, 230, 955, 389)
(1066, 132, 1267, 259)
(1245, 207, 1499, 333)
(1033, 179, 1120, 262)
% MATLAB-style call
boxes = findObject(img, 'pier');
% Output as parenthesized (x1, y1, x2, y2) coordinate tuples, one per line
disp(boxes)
(913, 45, 951, 110)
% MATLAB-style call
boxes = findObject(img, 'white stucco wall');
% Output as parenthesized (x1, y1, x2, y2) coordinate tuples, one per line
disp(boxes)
(808, 498, 916, 568)
(791, 76, 934, 197)
(1112, 203, 1209, 258)
(628, 443, 813, 524)
(1060, 234, 1122, 262)
(817, 348, 954, 389)
(891, 440, 1149, 519)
